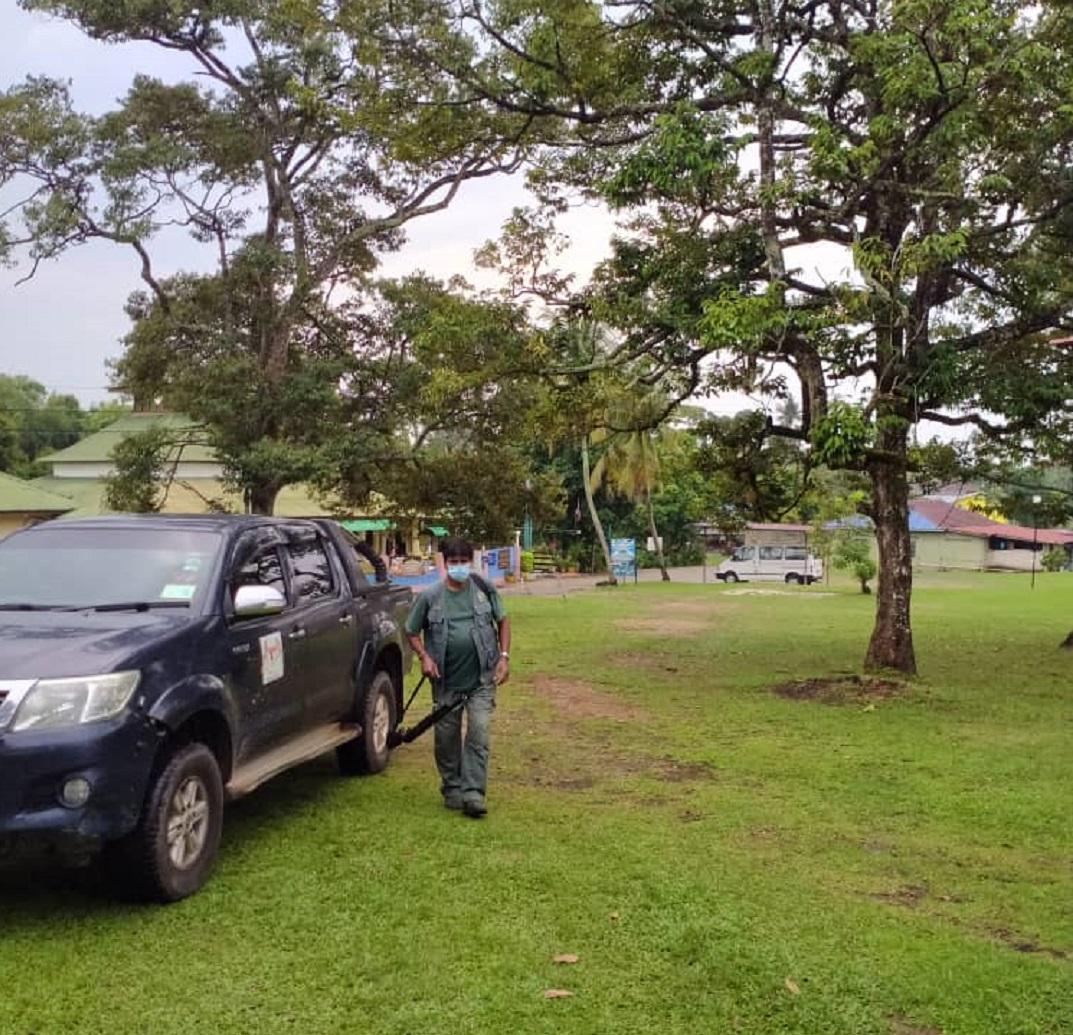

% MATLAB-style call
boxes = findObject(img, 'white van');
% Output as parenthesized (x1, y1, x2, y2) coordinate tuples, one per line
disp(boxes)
(715, 544, 824, 585)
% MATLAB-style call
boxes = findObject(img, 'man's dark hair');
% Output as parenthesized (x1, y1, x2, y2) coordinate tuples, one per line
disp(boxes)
(440, 537, 474, 561)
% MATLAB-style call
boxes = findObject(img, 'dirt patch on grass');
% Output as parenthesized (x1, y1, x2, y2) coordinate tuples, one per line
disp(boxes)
(989, 927, 1068, 960)
(608, 650, 683, 674)
(616, 617, 709, 636)
(661, 600, 725, 617)
(772, 674, 905, 704)
(870, 884, 929, 908)
(889, 1013, 942, 1035)
(725, 588, 836, 597)
(658, 759, 716, 782)
(531, 676, 645, 720)
(510, 752, 716, 791)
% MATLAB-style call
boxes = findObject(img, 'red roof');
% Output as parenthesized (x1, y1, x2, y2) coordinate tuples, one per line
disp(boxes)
(910, 498, 1073, 546)
(946, 522, 1073, 546)
(910, 498, 996, 530)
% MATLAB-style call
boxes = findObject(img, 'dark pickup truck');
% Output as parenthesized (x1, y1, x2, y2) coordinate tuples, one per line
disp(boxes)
(0, 514, 413, 901)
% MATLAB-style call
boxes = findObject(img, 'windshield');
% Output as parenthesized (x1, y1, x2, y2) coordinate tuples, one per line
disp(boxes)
(0, 526, 222, 609)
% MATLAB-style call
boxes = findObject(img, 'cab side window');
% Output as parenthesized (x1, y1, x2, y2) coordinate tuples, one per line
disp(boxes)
(287, 537, 335, 601)
(759, 546, 783, 560)
(233, 547, 287, 597)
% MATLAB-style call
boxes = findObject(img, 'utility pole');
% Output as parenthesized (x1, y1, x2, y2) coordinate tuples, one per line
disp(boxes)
(1031, 494, 1042, 590)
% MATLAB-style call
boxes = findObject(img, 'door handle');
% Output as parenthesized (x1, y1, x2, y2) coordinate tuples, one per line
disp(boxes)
(287, 627, 307, 641)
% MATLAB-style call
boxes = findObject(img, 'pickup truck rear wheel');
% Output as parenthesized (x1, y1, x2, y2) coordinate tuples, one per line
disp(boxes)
(338, 669, 396, 776)
(106, 743, 224, 902)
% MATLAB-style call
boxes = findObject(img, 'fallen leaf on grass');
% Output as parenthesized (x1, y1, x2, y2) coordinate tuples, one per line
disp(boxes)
(552, 954, 580, 964)
(784, 978, 800, 995)
(609, 912, 620, 922)
(543, 989, 574, 999)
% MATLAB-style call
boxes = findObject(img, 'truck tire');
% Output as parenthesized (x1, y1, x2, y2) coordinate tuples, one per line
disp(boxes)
(107, 743, 224, 903)
(785, 572, 799, 585)
(338, 669, 396, 776)
(724, 571, 739, 583)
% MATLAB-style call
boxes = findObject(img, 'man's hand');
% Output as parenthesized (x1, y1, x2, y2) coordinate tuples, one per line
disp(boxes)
(494, 656, 510, 686)
(420, 653, 441, 680)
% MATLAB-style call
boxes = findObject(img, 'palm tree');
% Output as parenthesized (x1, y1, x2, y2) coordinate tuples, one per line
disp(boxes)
(580, 433, 618, 585)
(588, 383, 674, 580)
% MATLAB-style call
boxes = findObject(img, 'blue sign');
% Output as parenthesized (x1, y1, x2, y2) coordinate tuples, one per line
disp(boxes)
(610, 537, 636, 581)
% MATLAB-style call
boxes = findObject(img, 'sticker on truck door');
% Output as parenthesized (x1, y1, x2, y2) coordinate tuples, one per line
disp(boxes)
(260, 632, 285, 685)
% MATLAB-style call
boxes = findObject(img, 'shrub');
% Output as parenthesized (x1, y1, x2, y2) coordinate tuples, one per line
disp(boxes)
(1041, 547, 1067, 573)
(520, 550, 534, 574)
(832, 536, 877, 594)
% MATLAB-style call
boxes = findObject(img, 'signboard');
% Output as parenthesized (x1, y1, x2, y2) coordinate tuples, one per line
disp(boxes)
(610, 537, 637, 581)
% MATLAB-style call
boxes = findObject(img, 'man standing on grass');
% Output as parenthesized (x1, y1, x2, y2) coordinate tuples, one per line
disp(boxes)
(405, 537, 511, 818)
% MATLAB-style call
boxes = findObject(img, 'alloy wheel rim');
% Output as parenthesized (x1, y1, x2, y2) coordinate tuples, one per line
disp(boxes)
(166, 775, 210, 870)
(372, 692, 390, 754)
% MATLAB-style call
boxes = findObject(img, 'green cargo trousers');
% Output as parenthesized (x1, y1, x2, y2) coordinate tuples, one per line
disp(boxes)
(434, 684, 495, 807)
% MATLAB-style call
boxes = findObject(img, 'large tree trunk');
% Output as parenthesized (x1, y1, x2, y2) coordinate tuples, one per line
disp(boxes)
(865, 437, 916, 674)
(247, 480, 281, 516)
(644, 481, 670, 581)
(581, 436, 617, 584)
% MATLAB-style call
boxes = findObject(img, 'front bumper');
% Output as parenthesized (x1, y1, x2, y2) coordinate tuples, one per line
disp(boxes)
(0, 712, 161, 844)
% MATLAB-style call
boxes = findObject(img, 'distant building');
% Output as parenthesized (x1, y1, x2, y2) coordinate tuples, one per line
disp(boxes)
(908, 497, 1073, 571)
(28, 412, 446, 557)
(0, 471, 74, 539)
(742, 522, 812, 547)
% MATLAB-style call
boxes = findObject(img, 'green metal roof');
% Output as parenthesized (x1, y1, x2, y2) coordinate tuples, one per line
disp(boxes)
(423, 525, 449, 537)
(340, 518, 394, 533)
(39, 412, 218, 465)
(0, 471, 75, 514)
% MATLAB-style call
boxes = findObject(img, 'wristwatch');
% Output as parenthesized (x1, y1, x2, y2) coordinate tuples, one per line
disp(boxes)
(499, 651, 510, 660)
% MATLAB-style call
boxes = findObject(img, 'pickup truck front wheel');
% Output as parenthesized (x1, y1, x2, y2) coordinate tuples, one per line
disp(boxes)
(338, 669, 396, 776)
(106, 743, 224, 902)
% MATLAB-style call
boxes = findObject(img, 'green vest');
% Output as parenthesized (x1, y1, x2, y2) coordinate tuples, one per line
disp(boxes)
(422, 578, 500, 689)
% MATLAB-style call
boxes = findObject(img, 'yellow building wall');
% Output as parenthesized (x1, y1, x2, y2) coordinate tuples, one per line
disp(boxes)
(0, 514, 29, 539)
(0, 512, 59, 539)
(911, 532, 987, 571)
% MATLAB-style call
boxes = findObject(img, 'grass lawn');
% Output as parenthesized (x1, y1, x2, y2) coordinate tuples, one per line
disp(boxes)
(1, 572, 1071, 1035)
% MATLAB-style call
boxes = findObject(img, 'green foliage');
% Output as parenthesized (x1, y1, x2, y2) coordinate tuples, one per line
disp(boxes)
(102, 425, 174, 513)
(810, 403, 875, 470)
(1041, 548, 1067, 573)
(0, 374, 106, 477)
(694, 411, 809, 524)
(832, 536, 878, 595)
(520, 550, 534, 574)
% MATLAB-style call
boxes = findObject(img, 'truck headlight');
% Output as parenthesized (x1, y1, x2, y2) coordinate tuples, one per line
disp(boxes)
(11, 671, 141, 733)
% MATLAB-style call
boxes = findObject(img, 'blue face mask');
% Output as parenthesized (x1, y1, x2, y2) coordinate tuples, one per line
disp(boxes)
(447, 564, 470, 583)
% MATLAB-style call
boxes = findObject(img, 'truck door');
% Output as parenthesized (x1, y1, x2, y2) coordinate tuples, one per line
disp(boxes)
(225, 541, 306, 760)
(283, 532, 356, 728)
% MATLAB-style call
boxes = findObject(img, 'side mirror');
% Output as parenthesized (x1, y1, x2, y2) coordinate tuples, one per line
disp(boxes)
(233, 584, 286, 619)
